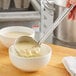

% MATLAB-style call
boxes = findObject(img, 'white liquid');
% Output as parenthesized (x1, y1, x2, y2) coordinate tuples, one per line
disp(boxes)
(5, 31, 30, 38)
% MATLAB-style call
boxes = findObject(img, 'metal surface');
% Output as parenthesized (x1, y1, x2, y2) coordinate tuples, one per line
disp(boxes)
(31, 0, 40, 11)
(40, 0, 54, 43)
(38, 5, 75, 44)
(54, 5, 76, 43)
(53, 36, 76, 49)
(0, 11, 40, 21)
(0, 0, 31, 11)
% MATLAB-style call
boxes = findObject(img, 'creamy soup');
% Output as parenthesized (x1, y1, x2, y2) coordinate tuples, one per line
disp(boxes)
(15, 40, 40, 57)
(5, 31, 31, 38)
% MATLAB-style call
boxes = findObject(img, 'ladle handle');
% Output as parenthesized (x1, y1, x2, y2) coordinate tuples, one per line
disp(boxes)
(38, 5, 75, 44)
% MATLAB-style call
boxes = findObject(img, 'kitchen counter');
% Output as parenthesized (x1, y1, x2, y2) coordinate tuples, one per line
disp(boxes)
(0, 41, 76, 76)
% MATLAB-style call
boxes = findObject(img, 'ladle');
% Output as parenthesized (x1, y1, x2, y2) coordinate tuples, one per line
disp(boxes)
(14, 36, 40, 57)
(14, 5, 75, 57)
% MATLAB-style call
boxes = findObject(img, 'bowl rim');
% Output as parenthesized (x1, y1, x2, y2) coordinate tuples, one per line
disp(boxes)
(9, 44, 52, 59)
(0, 26, 35, 38)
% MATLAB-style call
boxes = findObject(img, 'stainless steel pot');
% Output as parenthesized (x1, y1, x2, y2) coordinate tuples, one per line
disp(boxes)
(54, 5, 76, 43)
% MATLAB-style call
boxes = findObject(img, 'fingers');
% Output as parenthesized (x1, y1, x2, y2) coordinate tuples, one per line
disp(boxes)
(66, 0, 76, 7)
(68, 6, 76, 20)
(66, 0, 71, 7)
(70, 0, 76, 5)
(66, 0, 76, 20)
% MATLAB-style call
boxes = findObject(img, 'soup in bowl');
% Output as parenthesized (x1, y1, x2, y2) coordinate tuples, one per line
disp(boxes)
(9, 43, 52, 72)
(0, 26, 35, 48)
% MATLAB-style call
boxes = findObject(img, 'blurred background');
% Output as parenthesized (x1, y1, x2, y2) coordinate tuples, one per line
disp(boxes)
(0, 0, 76, 49)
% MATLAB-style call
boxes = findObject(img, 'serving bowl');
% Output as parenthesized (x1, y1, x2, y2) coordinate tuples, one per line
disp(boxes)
(0, 26, 35, 48)
(9, 44, 52, 72)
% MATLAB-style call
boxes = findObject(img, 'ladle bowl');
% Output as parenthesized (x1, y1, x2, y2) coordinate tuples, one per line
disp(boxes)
(14, 36, 40, 57)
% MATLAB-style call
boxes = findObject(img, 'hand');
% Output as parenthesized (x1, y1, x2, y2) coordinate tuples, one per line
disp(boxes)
(66, 0, 76, 20)
(69, 0, 76, 5)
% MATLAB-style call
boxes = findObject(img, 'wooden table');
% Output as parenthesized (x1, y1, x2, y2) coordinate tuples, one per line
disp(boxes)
(0, 41, 76, 76)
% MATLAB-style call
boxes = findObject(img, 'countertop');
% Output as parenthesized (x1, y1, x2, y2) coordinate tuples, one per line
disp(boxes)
(0, 41, 76, 76)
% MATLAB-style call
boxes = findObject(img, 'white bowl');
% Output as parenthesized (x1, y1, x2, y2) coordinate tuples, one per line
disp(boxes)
(0, 26, 35, 48)
(9, 44, 52, 72)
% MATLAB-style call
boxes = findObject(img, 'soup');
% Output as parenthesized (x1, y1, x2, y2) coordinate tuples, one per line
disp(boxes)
(5, 31, 31, 38)
(15, 40, 41, 57)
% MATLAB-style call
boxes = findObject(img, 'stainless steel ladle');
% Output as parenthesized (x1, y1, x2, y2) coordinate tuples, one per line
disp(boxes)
(14, 5, 75, 56)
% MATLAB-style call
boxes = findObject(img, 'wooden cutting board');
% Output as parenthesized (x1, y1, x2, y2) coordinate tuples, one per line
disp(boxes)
(0, 41, 76, 76)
